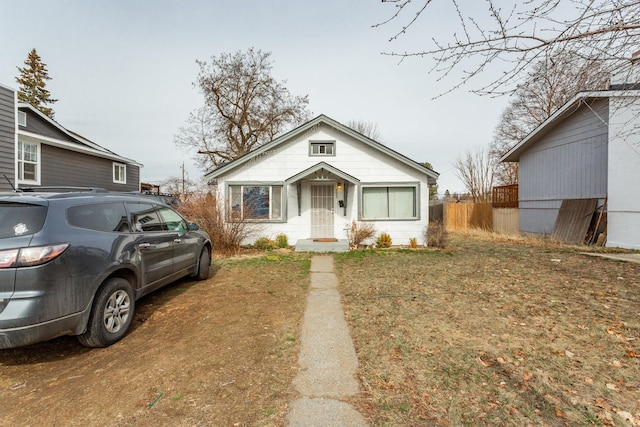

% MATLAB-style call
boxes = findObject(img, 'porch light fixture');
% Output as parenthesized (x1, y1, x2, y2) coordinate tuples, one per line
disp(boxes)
(337, 182, 343, 190)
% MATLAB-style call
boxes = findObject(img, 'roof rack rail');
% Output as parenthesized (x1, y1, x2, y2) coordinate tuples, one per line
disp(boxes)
(18, 186, 109, 193)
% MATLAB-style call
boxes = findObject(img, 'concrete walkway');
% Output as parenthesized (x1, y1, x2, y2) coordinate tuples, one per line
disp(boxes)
(582, 252, 640, 264)
(287, 256, 369, 427)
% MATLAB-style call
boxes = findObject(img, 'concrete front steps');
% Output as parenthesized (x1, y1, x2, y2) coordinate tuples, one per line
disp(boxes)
(294, 239, 349, 253)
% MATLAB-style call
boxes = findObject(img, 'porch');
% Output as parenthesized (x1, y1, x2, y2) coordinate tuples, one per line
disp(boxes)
(294, 239, 350, 253)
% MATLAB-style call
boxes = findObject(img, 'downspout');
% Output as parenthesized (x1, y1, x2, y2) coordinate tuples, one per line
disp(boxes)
(297, 181, 302, 216)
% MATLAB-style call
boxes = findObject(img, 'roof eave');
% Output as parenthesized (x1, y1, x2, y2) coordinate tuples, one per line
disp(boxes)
(17, 103, 140, 164)
(499, 91, 610, 163)
(18, 130, 143, 167)
(205, 114, 440, 183)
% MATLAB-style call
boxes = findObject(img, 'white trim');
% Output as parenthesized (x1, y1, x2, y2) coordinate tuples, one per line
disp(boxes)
(17, 139, 41, 186)
(113, 162, 127, 184)
(18, 130, 142, 166)
(359, 182, 420, 221)
(17, 111, 26, 127)
(16, 103, 143, 167)
(0, 82, 17, 91)
(500, 90, 640, 162)
(206, 115, 439, 184)
(13, 89, 19, 188)
(309, 140, 336, 156)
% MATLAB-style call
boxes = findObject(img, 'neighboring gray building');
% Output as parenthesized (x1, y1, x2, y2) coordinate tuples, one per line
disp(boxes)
(0, 84, 16, 191)
(500, 61, 640, 249)
(0, 83, 141, 192)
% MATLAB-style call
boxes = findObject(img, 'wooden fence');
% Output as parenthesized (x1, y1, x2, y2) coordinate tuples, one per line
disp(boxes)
(492, 208, 519, 234)
(430, 202, 519, 233)
(429, 203, 444, 223)
(444, 203, 493, 230)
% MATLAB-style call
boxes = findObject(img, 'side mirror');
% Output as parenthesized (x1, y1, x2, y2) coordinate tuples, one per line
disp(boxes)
(188, 222, 200, 231)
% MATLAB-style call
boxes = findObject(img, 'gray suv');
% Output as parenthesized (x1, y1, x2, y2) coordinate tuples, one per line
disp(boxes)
(0, 190, 211, 349)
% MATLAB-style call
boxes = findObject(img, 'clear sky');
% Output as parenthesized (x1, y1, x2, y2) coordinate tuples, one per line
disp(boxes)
(0, 0, 509, 195)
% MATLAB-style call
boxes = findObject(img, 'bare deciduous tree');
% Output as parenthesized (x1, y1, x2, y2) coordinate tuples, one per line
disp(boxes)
(159, 175, 198, 199)
(376, 0, 640, 95)
(490, 50, 611, 184)
(347, 119, 383, 141)
(175, 48, 311, 170)
(453, 148, 494, 203)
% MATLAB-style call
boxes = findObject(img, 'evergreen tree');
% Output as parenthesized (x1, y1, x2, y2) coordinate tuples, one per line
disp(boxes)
(16, 48, 57, 118)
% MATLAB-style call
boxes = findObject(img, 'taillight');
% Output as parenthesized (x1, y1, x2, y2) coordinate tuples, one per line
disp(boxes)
(0, 244, 69, 268)
(0, 249, 18, 268)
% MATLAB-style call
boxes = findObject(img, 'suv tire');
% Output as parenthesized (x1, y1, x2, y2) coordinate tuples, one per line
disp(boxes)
(78, 278, 135, 348)
(193, 247, 211, 281)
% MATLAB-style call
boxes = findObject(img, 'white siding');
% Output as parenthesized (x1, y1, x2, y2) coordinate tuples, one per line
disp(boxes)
(607, 95, 640, 249)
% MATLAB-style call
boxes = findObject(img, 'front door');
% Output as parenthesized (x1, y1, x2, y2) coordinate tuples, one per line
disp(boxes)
(310, 183, 335, 238)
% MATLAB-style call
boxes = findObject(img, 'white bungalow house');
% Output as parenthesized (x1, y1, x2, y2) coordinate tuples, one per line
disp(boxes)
(204, 114, 439, 250)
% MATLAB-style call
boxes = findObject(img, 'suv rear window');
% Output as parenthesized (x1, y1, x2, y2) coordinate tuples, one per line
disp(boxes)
(0, 202, 47, 238)
(67, 202, 129, 232)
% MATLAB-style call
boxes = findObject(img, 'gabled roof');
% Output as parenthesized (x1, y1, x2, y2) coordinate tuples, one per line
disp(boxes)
(205, 114, 439, 185)
(285, 161, 360, 184)
(500, 89, 640, 162)
(18, 103, 142, 167)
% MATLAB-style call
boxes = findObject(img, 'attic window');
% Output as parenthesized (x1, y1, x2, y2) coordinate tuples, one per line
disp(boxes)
(18, 111, 26, 127)
(309, 141, 335, 156)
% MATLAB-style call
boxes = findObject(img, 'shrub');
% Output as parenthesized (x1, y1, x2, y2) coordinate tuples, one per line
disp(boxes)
(274, 233, 289, 248)
(176, 191, 261, 255)
(409, 237, 418, 249)
(427, 221, 447, 248)
(347, 220, 376, 247)
(376, 232, 392, 248)
(254, 237, 274, 250)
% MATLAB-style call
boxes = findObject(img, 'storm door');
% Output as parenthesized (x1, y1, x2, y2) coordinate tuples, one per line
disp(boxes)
(310, 183, 335, 238)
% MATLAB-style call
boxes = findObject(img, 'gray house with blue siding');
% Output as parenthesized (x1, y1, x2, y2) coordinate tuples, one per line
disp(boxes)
(0, 83, 141, 192)
(501, 80, 640, 249)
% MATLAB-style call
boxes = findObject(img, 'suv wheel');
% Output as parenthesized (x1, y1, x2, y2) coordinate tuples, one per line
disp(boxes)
(78, 278, 135, 348)
(193, 247, 211, 281)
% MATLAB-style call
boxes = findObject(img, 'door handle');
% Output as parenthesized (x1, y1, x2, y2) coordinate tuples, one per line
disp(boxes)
(174, 239, 182, 244)
(138, 243, 151, 249)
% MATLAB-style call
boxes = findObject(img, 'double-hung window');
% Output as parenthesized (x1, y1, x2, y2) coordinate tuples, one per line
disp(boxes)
(17, 140, 39, 184)
(361, 184, 419, 220)
(113, 163, 126, 184)
(229, 184, 283, 221)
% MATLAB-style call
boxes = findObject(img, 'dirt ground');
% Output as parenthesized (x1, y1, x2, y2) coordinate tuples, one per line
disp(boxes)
(0, 252, 311, 427)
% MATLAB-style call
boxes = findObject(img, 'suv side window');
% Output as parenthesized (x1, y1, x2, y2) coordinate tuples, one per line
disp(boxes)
(126, 202, 166, 232)
(157, 206, 188, 231)
(67, 202, 129, 232)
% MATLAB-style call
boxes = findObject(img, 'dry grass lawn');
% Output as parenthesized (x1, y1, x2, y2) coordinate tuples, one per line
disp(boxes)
(2, 233, 638, 426)
(334, 231, 640, 426)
